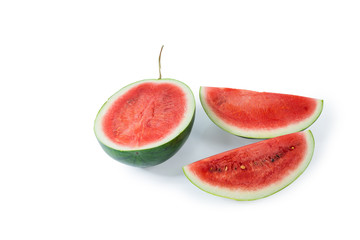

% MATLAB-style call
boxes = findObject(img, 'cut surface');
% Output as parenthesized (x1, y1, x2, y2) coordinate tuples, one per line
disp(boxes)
(102, 82, 186, 148)
(200, 87, 323, 138)
(94, 79, 195, 151)
(183, 131, 314, 200)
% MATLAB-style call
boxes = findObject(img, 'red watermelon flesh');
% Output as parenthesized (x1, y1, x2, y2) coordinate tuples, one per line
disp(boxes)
(103, 83, 186, 147)
(102, 82, 186, 148)
(183, 130, 315, 201)
(200, 87, 323, 138)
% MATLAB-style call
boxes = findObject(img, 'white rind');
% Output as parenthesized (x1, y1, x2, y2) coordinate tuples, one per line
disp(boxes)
(94, 78, 195, 151)
(200, 86, 323, 139)
(183, 130, 315, 201)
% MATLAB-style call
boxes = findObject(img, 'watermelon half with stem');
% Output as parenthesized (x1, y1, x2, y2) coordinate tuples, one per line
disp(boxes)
(94, 78, 195, 167)
(183, 130, 315, 201)
(200, 86, 323, 138)
(94, 46, 196, 167)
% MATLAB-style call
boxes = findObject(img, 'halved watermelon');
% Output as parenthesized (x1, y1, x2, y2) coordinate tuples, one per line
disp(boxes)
(200, 86, 323, 138)
(183, 130, 314, 201)
(94, 78, 195, 167)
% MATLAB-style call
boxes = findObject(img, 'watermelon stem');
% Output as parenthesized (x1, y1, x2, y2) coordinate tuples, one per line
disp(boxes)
(158, 45, 164, 80)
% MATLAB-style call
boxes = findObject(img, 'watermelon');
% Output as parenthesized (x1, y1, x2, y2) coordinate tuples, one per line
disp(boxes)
(94, 78, 195, 167)
(200, 86, 323, 138)
(183, 130, 315, 201)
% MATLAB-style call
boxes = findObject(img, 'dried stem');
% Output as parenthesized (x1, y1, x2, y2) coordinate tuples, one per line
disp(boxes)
(158, 45, 164, 79)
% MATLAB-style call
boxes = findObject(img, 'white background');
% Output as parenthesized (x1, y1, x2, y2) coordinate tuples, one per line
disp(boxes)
(1, 1, 359, 239)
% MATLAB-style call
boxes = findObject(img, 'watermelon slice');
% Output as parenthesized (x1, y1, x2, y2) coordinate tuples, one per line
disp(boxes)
(94, 78, 195, 167)
(183, 130, 315, 201)
(200, 86, 323, 138)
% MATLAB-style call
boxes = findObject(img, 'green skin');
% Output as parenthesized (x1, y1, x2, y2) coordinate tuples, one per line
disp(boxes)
(97, 115, 195, 167)
(94, 78, 196, 167)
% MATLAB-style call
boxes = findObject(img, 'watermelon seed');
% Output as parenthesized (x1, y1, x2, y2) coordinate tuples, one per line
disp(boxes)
(127, 99, 135, 104)
(271, 158, 275, 162)
(225, 166, 228, 171)
(290, 146, 295, 150)
(240, 165, 246, 170)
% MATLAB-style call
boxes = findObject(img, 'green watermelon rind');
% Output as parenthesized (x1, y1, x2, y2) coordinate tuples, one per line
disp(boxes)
(199, 86, 324, 139)
(183, 130, 315, 201)
(97, 115, 195, 167)
(94, 78, 196, 167)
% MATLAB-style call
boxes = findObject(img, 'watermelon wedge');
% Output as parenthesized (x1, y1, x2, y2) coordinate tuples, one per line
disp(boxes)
(94, 78, 195, 167)
(200, 86, 323, 138)
(183, 130, 315, 201)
